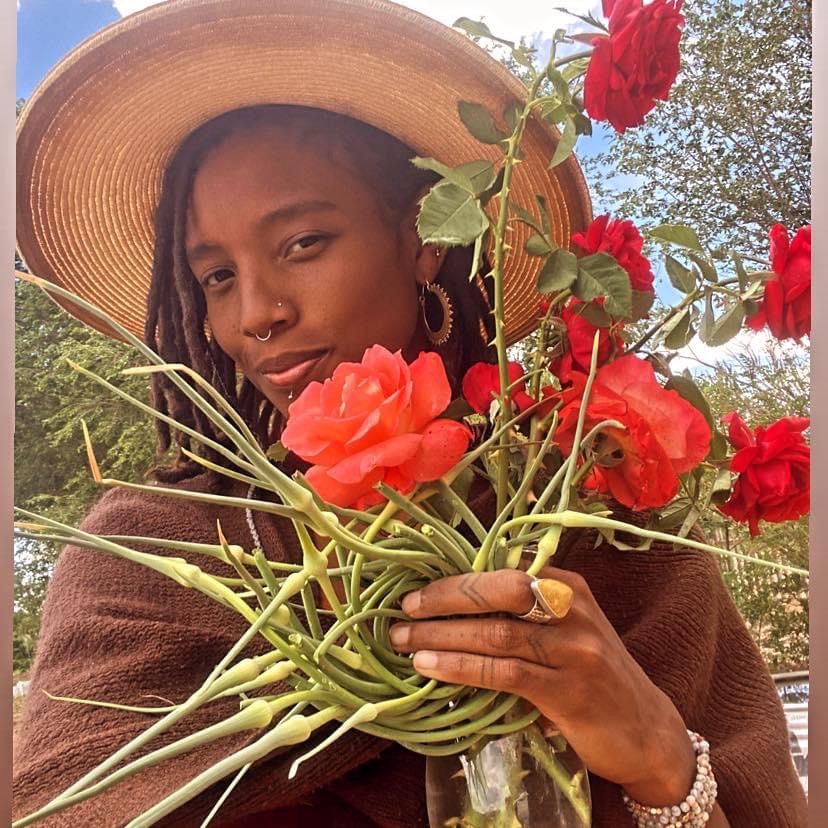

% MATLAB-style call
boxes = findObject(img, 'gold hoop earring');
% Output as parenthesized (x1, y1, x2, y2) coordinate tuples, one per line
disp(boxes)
(420, 281, 453, 346)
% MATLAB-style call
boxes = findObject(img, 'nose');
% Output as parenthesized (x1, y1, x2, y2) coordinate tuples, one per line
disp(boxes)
(237, 266, 294, 340)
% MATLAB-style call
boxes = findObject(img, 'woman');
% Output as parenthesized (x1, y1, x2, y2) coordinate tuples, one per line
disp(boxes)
(13, 1, 806, 826)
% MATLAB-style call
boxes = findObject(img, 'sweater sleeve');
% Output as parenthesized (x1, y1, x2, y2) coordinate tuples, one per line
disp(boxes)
(569, 537, 808, 828)
(12, 485, 390, 827)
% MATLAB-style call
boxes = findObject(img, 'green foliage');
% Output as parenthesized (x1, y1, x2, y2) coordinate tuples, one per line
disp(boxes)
(583, 0, 811, 256)
(13, 277, 160, 671)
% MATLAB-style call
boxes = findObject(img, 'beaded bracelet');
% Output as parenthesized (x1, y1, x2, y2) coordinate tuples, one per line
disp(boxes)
(622, 731, 717, 827)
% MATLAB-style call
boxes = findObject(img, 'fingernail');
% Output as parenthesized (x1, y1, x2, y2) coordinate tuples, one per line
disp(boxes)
(414, 651, 438, 671)
(401, 590, 421, 615)
(388, 624, 410, 647)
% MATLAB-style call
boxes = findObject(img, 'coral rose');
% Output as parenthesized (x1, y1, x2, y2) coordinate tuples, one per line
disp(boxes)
(585, 0, 685, 134)
(571, 215, 655, 293)
(718, 412, 810, 537)
(554, 355, 710, 509)
(281, 345, 471, 509)
(549, 299, 624, 385)
(747, 224, 811, 342)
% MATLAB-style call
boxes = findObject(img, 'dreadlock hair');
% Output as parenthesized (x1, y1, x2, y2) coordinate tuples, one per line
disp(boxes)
(145, 105, 495, 487)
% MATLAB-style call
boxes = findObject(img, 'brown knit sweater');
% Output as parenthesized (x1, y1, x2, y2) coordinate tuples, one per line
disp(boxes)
(13, 474, 806, 827)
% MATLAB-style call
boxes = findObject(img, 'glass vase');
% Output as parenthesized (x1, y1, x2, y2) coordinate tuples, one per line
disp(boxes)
(425, 724, 591, 828)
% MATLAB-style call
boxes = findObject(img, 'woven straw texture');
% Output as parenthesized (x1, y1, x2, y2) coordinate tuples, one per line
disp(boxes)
(16, 0, 592, 344)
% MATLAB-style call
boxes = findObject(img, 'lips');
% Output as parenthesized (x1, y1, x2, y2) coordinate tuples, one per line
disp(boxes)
(257, 348, 329, 389)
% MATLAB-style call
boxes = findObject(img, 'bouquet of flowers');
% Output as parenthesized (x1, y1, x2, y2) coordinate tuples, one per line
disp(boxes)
(14, 2, 810, 826)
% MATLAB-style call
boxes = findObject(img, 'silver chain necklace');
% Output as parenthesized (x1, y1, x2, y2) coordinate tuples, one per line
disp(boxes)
(245, 483, 263, 551)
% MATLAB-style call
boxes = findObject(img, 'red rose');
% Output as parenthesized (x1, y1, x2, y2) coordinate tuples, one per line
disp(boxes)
(571, 214, 655, 293)
(585, 0, 685, 134)
(747, 224, 811, 342)
(282, 345, 471, 509)
(462, 361, 535, 414)
(549, 299, 624, 385)
(554, 355, 710, 509)
(718, 412, 810, 537)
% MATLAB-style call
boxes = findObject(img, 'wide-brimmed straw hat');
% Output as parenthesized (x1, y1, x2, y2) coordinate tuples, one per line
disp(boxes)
(16, 0, 592, 345)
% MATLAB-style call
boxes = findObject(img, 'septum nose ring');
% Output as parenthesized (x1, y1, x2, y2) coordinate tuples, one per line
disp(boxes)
(254, 302, 283, 341)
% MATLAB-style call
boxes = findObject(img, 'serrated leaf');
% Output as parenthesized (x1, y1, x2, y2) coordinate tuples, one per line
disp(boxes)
(665, 254, 696, 294)
(649, 224, 703, 251)
(411, 157, 474, 192)
(457, 101, 508, 145)
(630, 290, 655, 321)
(538, 249, 579, 293)
(573, 252, 632, 319)
(665, 375, 715, 430)
(511, 203, 544, 235)
(699, 293, 716, 344)
(457, 160, 497, 194)
(687, 251, 719, 284)
(479, 166, 505, 209)
(561, 57, 591, 83)
(707, 301, 746, 347)
(417, 181, 489, 245)
(549, 117, 577, 169)
(572, 112, 592, 136)
(663, 308, 694, 350)
(525, 234, 553, 257)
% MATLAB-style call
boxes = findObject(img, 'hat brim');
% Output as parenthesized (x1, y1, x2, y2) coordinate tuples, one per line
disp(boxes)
(16, 0, 592, 345)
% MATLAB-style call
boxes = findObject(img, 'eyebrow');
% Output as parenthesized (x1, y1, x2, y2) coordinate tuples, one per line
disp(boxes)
(186, 199, 339, 263)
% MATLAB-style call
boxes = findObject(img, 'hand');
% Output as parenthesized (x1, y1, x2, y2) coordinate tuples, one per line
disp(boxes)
(389, 568, 696, 807)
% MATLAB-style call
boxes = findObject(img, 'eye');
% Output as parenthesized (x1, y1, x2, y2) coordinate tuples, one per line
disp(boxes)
(202, 267, 235, 288)
(286, 233, 328, 257)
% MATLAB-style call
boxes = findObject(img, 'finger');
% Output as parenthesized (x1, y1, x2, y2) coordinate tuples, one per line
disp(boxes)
(401, 570, 573, 619)
(412, 650, 552, 700)
(389, 618, 568, 667)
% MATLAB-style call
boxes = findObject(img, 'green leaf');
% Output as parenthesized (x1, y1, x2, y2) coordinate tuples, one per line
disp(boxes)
(649, 224, 704, 251)
(663, 307, 694, 350)
(442, 396, 475, 421)
(511, 203, 544, 235)
(525, 234, 553, 257)
(561, 57, 591, 84)
(665, 375, 715, 430)
(573, 252, 633, 319)
(266, 441, 289, 462)
(687, 251, 719, 283)
(510, 45, 536, 71)
(654, 498, 694, 531)
(576, 301, 612, 327)
(707, 301, 746, 346)
(548, 117, 577, 169)
(732, 252, 749, 295)
(630, 290, 655, 322)
(457, 160, 497, 193)
(535, 194, 552, 236)
(452, 17, 515, 47)
(537, 249, 579, 293)
(503, 101, 522, 133)
(708, 430, 729, 463)
(572, 111, 593, 136)
(665, 254, 696, 294)
(457, 101, 508, 145)
(546, 65, 571, 103)
(411, 157, 473, 191)
(478, 166, 505, 209)
(710, 467, 733, 504)
(699, 293, 716, 344)
(417, 181, 489, 245)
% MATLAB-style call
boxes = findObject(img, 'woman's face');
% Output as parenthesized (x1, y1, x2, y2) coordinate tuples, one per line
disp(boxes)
(185, 123, 438, 416)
